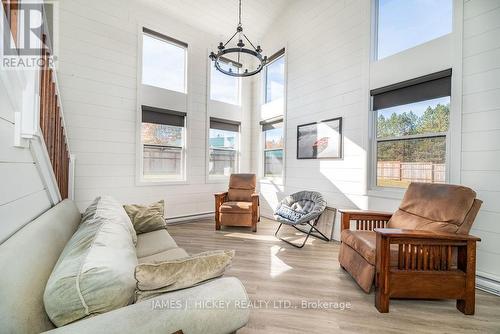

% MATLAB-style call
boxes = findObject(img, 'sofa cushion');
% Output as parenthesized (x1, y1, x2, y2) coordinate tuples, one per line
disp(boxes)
(219, 212, 252, 226)
(341, 230, 401, 267)
(138, 248, 189, 264)
(228, 174, 256, 190)
(227, 174, 256, 201)
(341, 230, 377, 264)
(136, 229, 178, 258)
(134, 250, 235, 302)
(228, 188, 254, 202)
(123, 200, 166, 234)
(387, 183, 478, 233)
(220, 201, 252, 214)
(44, 196, 138, 327)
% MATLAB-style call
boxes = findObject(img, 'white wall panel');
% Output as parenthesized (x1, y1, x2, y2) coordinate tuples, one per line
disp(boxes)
(57, 0, 254, 219)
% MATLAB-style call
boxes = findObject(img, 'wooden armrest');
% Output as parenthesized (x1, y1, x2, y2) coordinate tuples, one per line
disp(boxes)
(251, 193, 259, 205)
(374, 228, 481, 242)
(214, 192, 228, 214)
(339, 209, 393, 217)
(340, 209, 393, 231)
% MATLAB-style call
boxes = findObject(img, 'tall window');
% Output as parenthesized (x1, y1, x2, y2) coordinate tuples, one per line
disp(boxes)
(264, 49, 285, 104)
(376, 0, 452, 59)
(372, 70, 451, 188)
(210, 59, 241, 105)
(142, 28, 187, 93)
(141, 106, 186, 180)
(261, 119, 284, 178)
(209, 118, 240, 177)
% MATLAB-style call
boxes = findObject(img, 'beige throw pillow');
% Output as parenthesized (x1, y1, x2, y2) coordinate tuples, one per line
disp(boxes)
(124, 200, 166, 234)
(134, 250, 234, 302)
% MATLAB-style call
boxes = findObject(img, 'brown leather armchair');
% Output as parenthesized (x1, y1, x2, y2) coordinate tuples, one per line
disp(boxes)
(339, 183, 482, 314)
(214, 174, 260, 232)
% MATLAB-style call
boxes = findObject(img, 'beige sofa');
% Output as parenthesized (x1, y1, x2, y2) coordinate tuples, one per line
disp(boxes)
(0, 199, 250, 334)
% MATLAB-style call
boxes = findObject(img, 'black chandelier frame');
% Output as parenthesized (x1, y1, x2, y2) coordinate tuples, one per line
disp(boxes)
(209, 0, 267, 77)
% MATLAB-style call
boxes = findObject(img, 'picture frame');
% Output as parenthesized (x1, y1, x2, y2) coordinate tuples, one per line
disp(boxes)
(296, 117, 342, 159)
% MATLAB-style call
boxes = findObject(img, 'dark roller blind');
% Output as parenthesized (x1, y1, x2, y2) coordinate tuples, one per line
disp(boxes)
(209, 117, 240, 132)
(260, 117, 283, 131)
(267, 48, 285, 64)
(371, 69, 452, 110)
(142, 27, 188, 48)
(142, 105, 186, 127)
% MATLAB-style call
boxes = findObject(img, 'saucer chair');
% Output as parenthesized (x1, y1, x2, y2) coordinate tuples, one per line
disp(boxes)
(274, 191, 328, 248)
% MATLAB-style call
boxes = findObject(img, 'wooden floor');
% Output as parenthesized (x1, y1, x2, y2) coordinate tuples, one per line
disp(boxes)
(167, 218, 500, 334)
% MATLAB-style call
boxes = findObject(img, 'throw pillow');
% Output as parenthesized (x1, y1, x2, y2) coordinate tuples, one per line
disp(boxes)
(124, 200, 166, 234)
(275, 205, 304, 221)
(134, 250, 234, 302)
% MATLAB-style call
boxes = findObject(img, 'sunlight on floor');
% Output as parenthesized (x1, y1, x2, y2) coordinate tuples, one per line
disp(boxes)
(223, 232, 278, 241)
(269, 245, 292, 278)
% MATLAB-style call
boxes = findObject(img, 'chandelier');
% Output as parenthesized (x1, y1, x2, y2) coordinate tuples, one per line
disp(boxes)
(209, 0, 267, 77)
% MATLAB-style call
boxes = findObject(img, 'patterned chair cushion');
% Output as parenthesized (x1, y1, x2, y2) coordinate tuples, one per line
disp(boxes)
(274, 191, 326, 225)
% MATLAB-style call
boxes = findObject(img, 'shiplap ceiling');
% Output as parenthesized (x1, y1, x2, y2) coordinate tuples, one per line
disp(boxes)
(140, 0, 294, 43)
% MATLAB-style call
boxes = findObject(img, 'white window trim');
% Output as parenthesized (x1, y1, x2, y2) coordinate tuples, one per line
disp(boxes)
(373, 0, 453, 61)
(370, 105, 451, 193)
(206, 126, 240, 183)
(141, 29, 188, 95)
(208, 60, 242, 106)
(262, 51, 285, 105)
(136, 24, 190, 186)
(367, 0, 463, 199)
(260, 121, 285, 185)
(259, 46, 287, 185)
(139, 123, 187, 185)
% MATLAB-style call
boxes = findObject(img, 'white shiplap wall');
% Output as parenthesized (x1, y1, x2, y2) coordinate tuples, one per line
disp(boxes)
(0, 50, 52, 243)
(251, 0, 500, 285)
(461, 0, 500, 283)
(57, 0, 253, 217)
(251, 0, 375, 237)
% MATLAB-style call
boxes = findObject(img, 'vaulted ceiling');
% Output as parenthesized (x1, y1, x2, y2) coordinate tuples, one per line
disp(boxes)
(140, 0, 294, 43)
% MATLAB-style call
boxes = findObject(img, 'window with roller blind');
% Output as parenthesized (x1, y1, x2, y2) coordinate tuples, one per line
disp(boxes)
(209, 118, 240, 178)
(371, 70, 451, 188)
(141, 105, 186, 181)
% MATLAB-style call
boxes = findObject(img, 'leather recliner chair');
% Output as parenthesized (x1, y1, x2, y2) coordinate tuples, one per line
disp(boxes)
(214, 174, 260, 232)
(339, 182, 482, 314)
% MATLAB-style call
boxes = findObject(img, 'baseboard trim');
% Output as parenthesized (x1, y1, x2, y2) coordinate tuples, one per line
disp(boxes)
(166, 211, 214, 225)
(476, 274, 500, 296)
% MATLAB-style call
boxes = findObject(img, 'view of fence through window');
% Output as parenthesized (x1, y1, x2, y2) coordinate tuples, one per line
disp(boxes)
(376, 96, 449, 188)
(264, 124, 284, 177)
(209, 128, 238, 176)
(142, 123, 184, 179)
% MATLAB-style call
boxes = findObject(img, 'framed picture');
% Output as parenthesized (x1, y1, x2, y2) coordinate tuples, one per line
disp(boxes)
(296, 117, 342, 159)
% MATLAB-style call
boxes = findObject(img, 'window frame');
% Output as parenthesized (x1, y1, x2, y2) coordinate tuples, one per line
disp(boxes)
(263, 48, 286, 105)
(261, 118, 285, 181)
(209, 57, 242, 106)
(137, 26, 189, 186)
(141, 27, 188, 94)
(139, 106, 187, 184)
(374, 0, 453, 60)
(207, 118, 241, 181)
(369, 72, 452, 190)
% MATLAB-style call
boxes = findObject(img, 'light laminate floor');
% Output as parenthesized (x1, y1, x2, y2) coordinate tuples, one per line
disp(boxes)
(167, 218, 500, 334)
